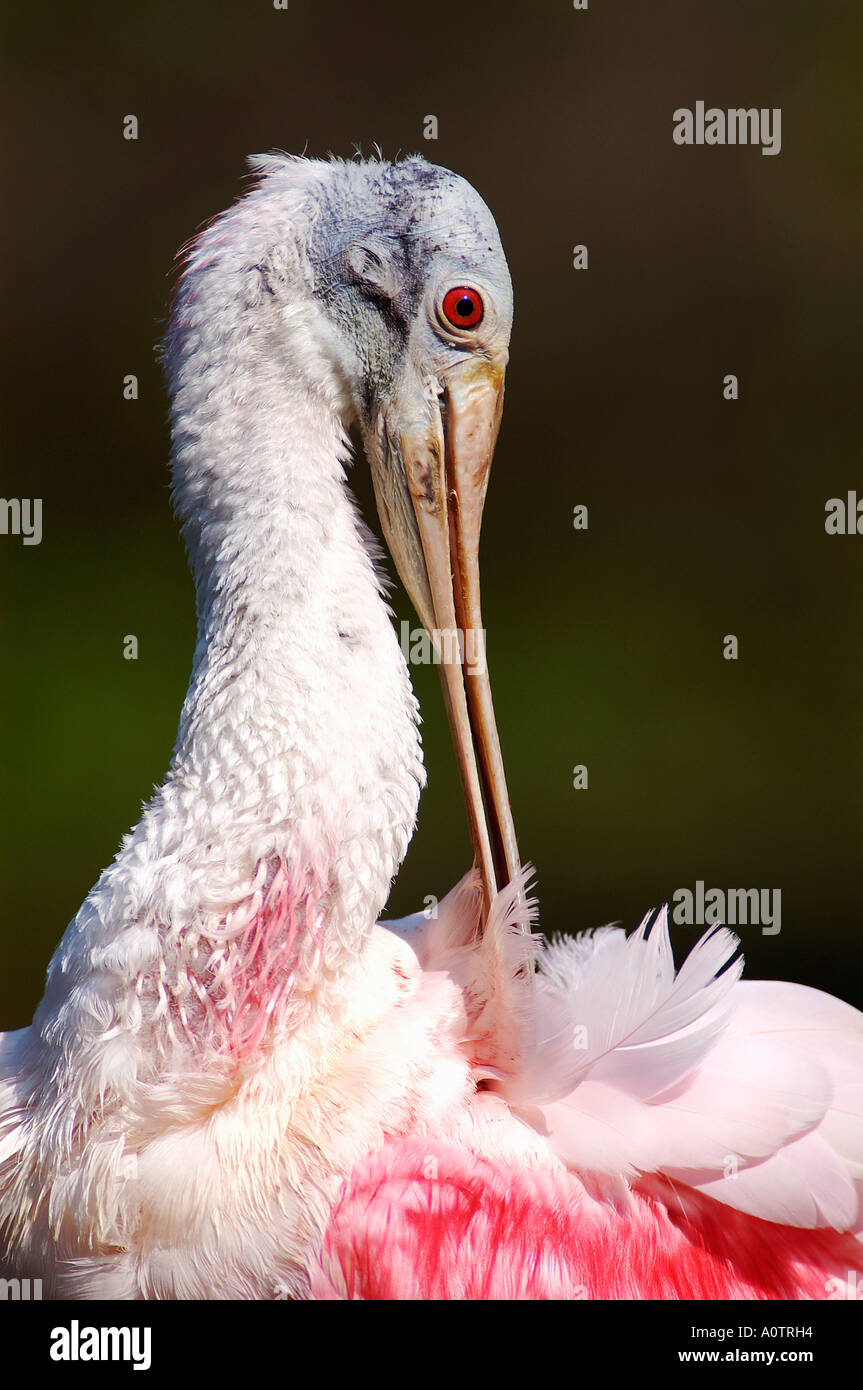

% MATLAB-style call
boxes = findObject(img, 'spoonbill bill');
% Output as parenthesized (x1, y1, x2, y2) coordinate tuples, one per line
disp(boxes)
(1, 154, 861, 1300)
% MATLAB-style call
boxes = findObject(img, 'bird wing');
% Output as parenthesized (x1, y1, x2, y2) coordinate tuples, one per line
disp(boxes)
(500, 909, 863, 1233)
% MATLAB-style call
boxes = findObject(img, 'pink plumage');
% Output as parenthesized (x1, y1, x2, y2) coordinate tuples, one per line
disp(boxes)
(314, 1140, 860, 1300)
(224, 861, 323, 1059)
(306, 873, 863, 1300)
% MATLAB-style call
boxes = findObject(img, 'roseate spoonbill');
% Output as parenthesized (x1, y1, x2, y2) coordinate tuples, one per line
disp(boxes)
(1, 155, 861, 1300)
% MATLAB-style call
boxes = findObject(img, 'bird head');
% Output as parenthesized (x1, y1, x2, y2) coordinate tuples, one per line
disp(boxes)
(302, 155, 519, 918)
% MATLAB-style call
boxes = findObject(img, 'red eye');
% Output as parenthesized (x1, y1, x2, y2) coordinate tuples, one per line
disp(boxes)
(441, 286, 484, 330)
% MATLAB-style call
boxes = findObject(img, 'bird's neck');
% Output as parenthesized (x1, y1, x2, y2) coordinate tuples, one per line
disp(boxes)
(181, 352, 423, 847)
(169, 313, 424, 1014)
(44, 292, 423, 1068)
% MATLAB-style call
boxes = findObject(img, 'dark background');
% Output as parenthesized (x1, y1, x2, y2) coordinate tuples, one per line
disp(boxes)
(1, 1, 861, 1027)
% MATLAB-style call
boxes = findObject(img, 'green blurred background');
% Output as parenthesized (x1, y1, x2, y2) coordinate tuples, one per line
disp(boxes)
(1, 0, 861, 1027)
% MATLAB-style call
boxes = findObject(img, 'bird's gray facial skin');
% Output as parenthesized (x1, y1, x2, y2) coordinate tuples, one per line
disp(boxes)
(311, 160, 521, 921)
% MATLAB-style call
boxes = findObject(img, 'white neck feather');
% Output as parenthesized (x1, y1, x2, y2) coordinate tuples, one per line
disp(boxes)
(38, 168, 424, 1079)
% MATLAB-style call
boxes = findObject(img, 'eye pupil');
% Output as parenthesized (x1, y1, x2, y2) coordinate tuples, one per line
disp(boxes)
(442, 285, 484, 329)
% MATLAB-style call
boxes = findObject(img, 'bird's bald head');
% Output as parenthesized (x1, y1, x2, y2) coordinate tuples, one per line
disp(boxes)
(299, 155, 513, 422)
